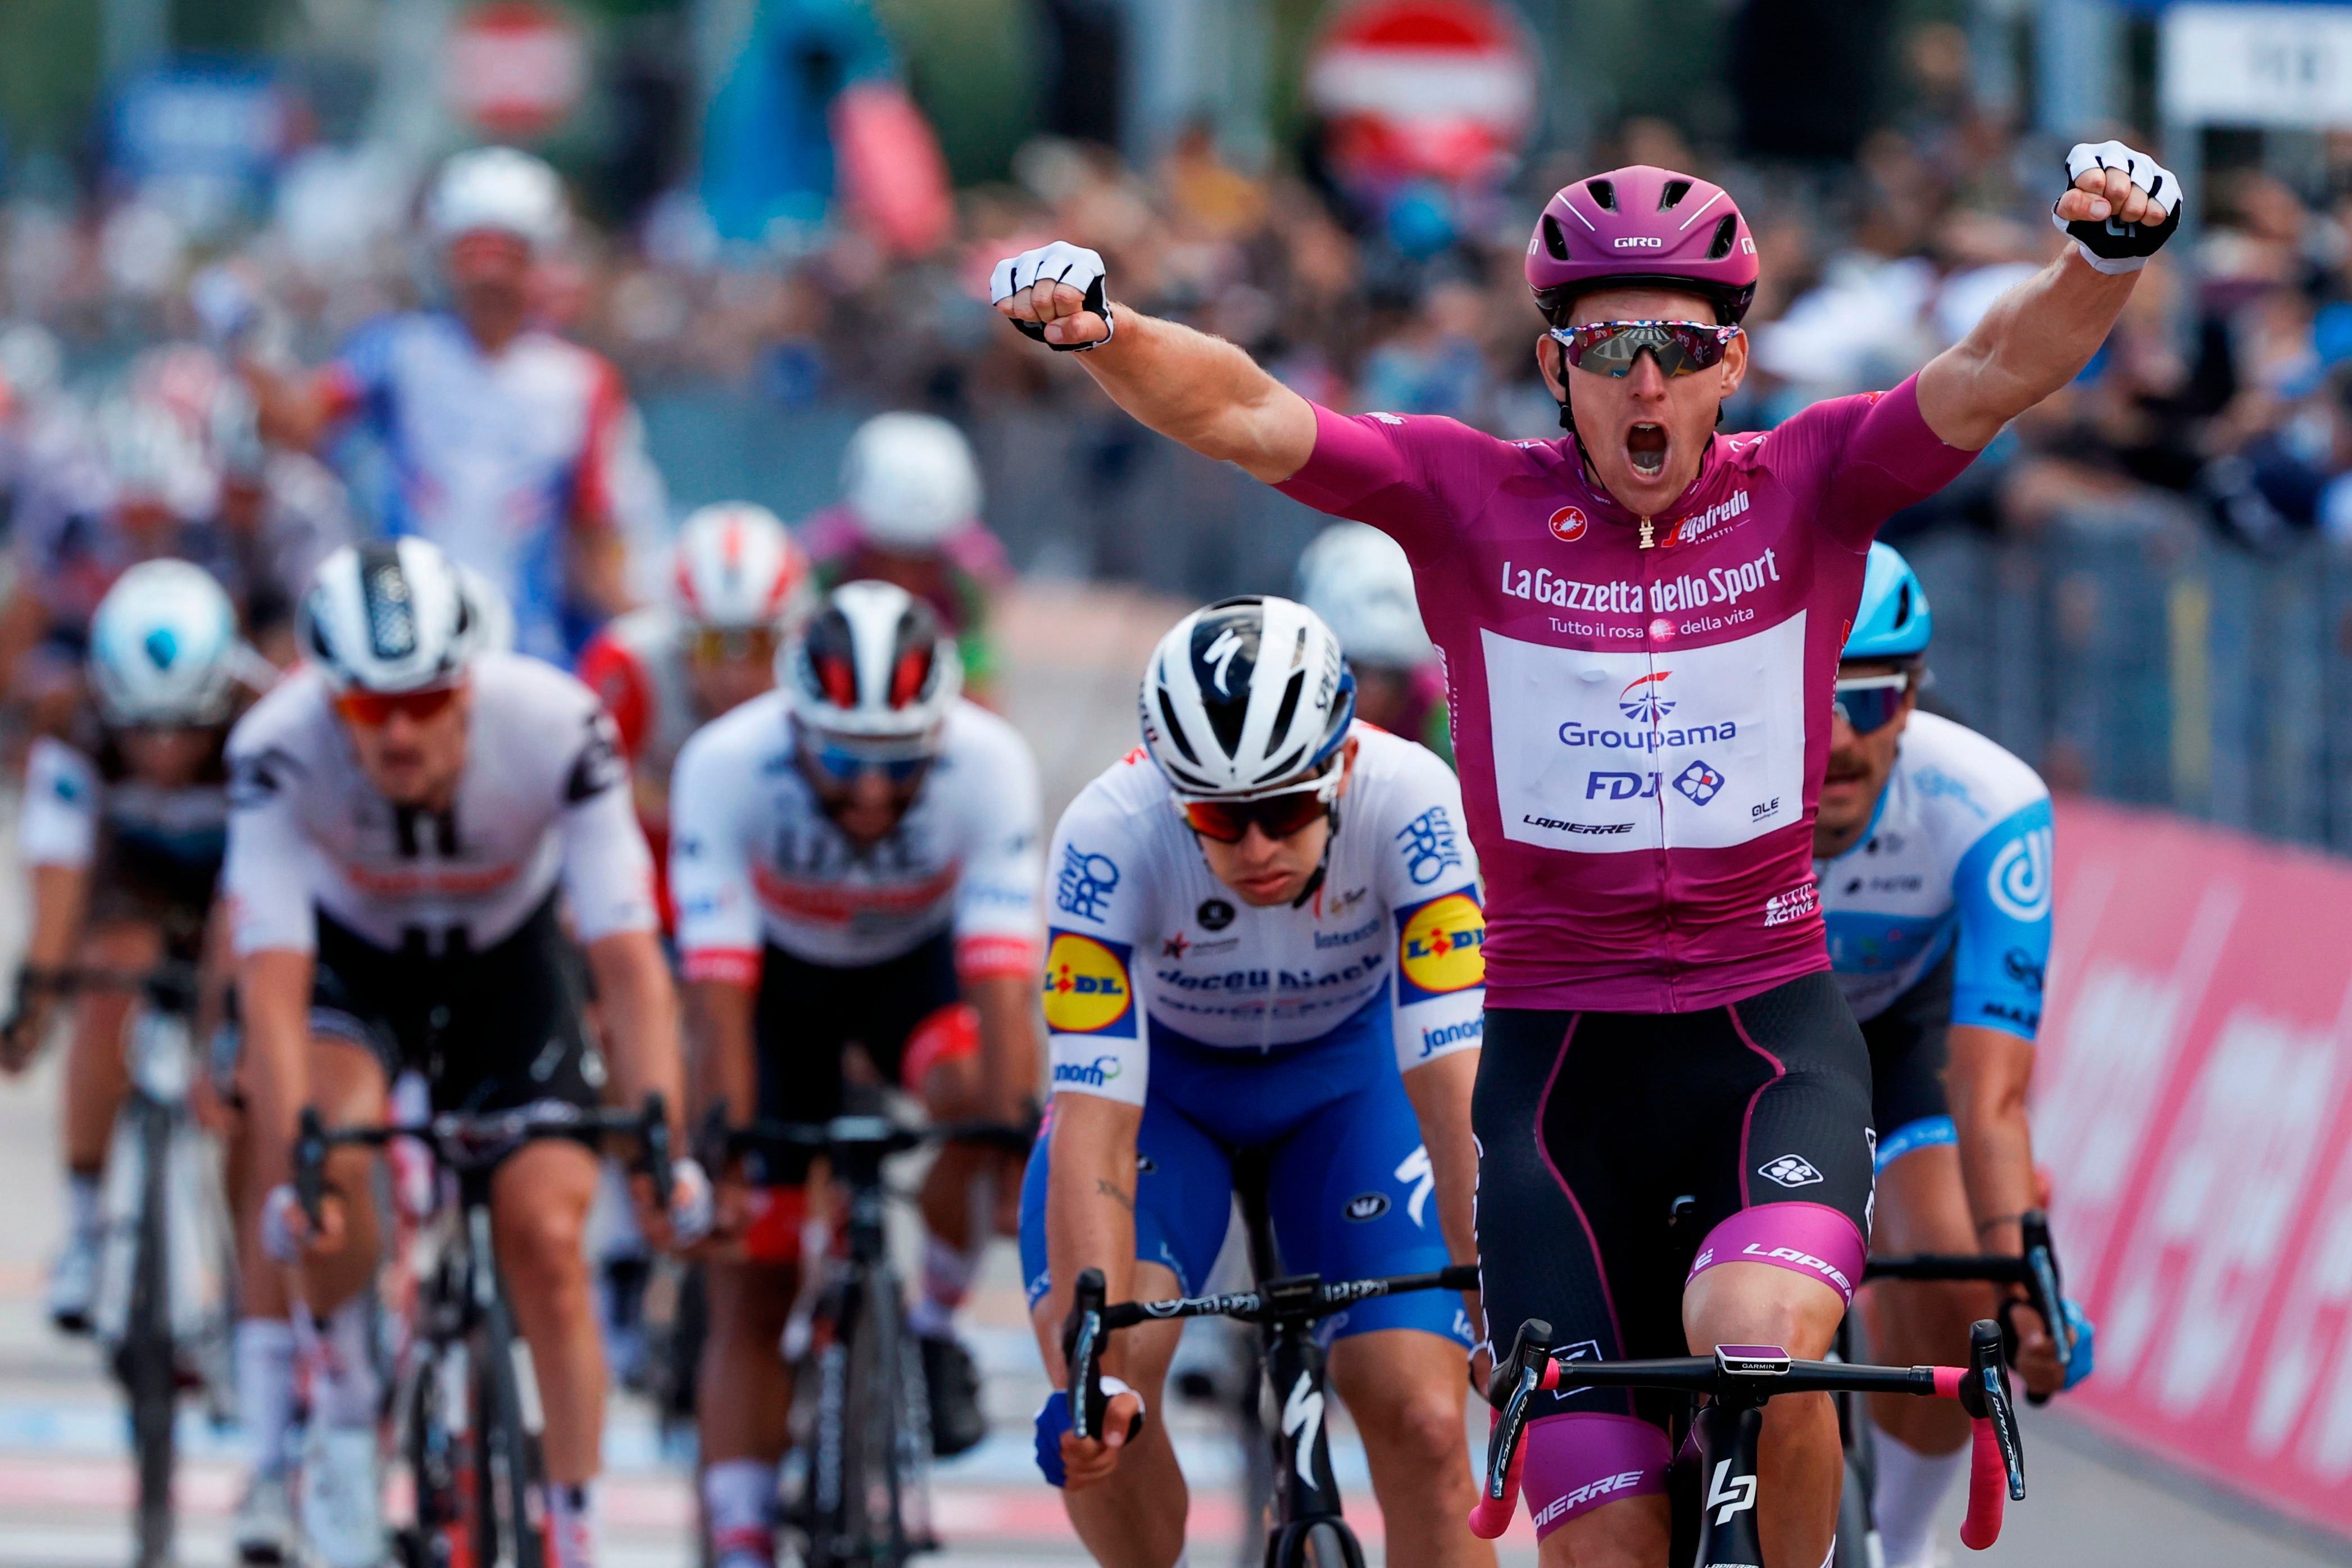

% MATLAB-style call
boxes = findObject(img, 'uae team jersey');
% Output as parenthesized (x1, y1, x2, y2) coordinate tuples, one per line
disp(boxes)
(1817, 711, 2053, 1037)
(1040, 726, 1485, 1107)
(223, 653, 659, 957)
(1277, 376, 1976, 1011)
(668, 693, 1045, 983)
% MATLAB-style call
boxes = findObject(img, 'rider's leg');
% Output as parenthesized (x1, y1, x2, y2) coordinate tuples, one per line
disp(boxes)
(296, 1036, 389, 1314)
(911, 1022, 991, 1337)
(489, 1137, 605, 1485)
(1683, 1262, 1850, 1568)
(1862, 1140, 1987, 1567)
(1328, 1329, 1492, 1568)
(1026, 1264, 1187, 1568)
(697, 1248, 801, 1567)
(59, 921, 161, 1215)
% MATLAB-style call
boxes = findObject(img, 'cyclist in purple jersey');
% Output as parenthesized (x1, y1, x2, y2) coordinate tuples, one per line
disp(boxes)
(993, 140, 2180, 1567)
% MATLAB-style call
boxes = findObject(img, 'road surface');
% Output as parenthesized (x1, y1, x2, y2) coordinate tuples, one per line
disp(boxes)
(0, 583, 2337, 1566)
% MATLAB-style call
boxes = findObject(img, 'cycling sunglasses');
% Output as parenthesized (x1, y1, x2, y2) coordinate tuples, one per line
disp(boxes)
(686, 625, 782, 667)
(806, 740, 932, 787)
(1550, 320, 1744, 379)
(1175, 765, 1343, 844)
(334, 683, 463, 727)
(1832, 672, 1913, 734)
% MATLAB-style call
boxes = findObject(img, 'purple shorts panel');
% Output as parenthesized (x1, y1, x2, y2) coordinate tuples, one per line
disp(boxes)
(1522, 1411, 1673, 1537)
(1685, 1199, 1868, 1304)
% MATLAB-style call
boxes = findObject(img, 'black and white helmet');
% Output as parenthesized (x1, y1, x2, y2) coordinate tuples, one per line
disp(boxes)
(781, 580, 962, 748)
(1140, 596, 1356, 797)
(298, 539, 487, 693)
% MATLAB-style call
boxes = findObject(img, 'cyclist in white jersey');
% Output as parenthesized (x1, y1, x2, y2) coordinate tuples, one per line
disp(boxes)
(1814, 544, 2087, 1567)
(234, 148, 662, 661)
(227, 540, 700, 1568)
(668, 580, 1045, 1568)
(1024, 596, 1488, 1568)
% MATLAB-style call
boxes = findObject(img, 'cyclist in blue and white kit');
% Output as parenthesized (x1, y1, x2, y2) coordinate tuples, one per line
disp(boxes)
(1814, 543, 2090, 1568)
(1021, 596, 1492, 1568)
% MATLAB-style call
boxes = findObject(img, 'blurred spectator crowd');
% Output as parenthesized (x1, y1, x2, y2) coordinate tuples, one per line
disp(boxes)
(3, 13, 2352, 662)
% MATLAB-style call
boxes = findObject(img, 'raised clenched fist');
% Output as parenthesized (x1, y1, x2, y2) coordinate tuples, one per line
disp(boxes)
(991, 242, 1114, 352)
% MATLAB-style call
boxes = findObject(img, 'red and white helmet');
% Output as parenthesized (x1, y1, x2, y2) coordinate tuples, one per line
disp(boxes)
(670, 503, 814, 632)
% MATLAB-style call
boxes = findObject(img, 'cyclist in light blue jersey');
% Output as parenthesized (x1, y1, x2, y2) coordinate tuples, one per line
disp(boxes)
(1814, 543, 2091, 1568)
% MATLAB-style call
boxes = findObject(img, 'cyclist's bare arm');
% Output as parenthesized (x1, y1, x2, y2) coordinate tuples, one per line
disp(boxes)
(1402, 1049, 1482, 1343)
(1946, 1021, 2061, 1390)
(584, 929, 685, 1138)
(0, 584, 46, 708)
(1039, 1092, 1143, 1383)
(993, 281, 1315, 484)
(236, 948, 316, 1192)
(1917, 165, 2168, 451)
(966, 972, 1043, 1121)
(684, 976, 757, 1129)
(241, 360, 337, 453)
(2, 864, 89, 1067)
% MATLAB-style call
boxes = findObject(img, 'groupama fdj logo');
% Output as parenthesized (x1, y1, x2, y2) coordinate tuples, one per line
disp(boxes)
(1040, 931, 1136, 1037)
(1618, 671, 1674, 723)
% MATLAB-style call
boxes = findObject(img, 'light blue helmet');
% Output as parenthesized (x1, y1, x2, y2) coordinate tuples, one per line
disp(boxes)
(1842, 542, 1931, 663)
(89, 560, 251, 728)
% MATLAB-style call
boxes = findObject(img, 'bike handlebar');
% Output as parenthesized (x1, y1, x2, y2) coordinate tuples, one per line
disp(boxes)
(294, 1093, 675, 1230)
(706, 1111, 1035, 1170)
(1468, 1315, 2027, 1547)
(1863, 1207, 2071, 1406)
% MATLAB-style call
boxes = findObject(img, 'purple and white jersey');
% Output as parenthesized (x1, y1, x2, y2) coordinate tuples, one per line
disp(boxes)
(321, 312, 665, 661)
(1275, 376, 1976, 1013)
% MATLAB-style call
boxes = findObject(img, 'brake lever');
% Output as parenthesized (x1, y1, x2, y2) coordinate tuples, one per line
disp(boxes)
(1967, 1319, 2027, 1500)
(1064, 1268, 1110, 1443)
(1469, 1318, 1554, 1539)
(2020, 1210, 2072, 1370)
(638, 1091, 675, 1207)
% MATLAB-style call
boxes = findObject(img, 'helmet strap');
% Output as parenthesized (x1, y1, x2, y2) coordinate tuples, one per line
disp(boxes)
(1288, 802, 1341, 911)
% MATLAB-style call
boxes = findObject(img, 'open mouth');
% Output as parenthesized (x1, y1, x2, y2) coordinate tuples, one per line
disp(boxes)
(1627, 422, 1668, 478)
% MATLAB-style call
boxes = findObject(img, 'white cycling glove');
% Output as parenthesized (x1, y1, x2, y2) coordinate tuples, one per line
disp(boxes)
(990, 241, 1115, 351)
(2051, 140, 2181, 275)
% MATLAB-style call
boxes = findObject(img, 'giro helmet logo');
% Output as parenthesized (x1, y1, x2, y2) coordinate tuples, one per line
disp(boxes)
(1549, 506, 1589, 543)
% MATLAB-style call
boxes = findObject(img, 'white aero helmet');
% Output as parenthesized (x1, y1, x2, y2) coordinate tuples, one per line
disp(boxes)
(841, 412, 981, 550)
(298, 538, 484, 693)
(782, 580, 961, 749)
(427, 147, 568, 252)
(672, 502, 814, 630)
(1297, 521, 1434, 671)
(1140, 596, 1356, 798)
(95, 395, 218, 518)
(89, 560, 255, 728)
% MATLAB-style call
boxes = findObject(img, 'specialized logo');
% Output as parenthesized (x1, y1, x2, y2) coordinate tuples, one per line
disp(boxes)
(1673, 760, 1724, 805)
(1395, 1145, 1436, 1226)
(1281, 1371, 1325, 1488)
(1395, 805, 1464, 885)
(1202, 626, 1247, 694)
(1055, 844, 1120, 921)
(1040, 931, 1136, 1037)
(1619, 672, 1674, 722)
(1706, 1460, 1758, 1526)
(1548, 506, 1589, 543)
(1343, 1192, 1390, 1222)
(1987, 824, 2054, 922)
(1757, 1155, 1823, 1188)
(1396, 892, 1486, 1003)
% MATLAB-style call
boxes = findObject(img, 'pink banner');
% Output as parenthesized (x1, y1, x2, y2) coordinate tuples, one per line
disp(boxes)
(2038, 797, 2352, 1534)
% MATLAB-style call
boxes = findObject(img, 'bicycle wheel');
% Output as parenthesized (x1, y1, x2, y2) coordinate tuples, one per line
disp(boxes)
(122, 1102, 177, 1568)
(1266, 1518, 1365, 1568)
(399, 1339, 467, 1568)
(470, 1296, 548, 1568)
(1833, 1454, 1876, 1568)
(810, 1277, 933, 1567)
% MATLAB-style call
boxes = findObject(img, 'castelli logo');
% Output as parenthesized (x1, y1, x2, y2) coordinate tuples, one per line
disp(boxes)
(1549, 506, 1589, 543)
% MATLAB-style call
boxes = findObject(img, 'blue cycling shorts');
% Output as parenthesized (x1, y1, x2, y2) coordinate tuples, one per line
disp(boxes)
(1019, 997, 1470, 1350)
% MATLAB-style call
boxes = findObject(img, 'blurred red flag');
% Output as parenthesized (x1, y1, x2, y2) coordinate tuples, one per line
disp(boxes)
(831, 81, 954, 258)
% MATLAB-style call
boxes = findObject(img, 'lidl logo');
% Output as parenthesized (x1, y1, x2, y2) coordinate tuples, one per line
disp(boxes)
(1396, 892, 1486, 1003)
(1041, 930, 1137, 1037)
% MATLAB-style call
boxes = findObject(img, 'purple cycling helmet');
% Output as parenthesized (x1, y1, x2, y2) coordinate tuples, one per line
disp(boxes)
(1525, 165, 1759, 326)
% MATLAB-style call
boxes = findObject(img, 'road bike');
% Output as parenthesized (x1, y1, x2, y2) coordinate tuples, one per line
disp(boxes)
(294, 1094, 674, 1568)
(1469, 1312, 2026, 1564)
(1062, 1149, 1481, 1568)
(712, 1113, 1033, 1568)
(55, 961, 238, 1568)
(1832, 1207, 2073, 1566)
